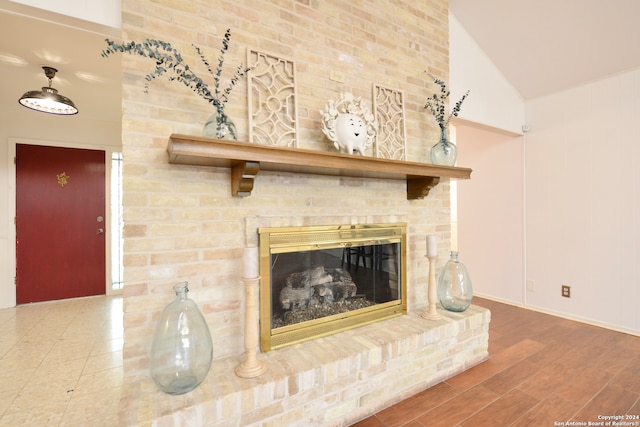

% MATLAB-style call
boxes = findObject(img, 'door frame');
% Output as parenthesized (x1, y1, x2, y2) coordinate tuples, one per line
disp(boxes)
(8, 137, 122, 306)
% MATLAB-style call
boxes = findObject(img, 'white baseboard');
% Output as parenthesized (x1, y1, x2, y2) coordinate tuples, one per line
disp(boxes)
(473, 292, 640, 338)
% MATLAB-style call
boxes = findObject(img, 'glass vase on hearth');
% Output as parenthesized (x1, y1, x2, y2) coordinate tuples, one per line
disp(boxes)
(150, 282, 213, 395)
(437, 251, 473, 312)
(430, 126, 457, 166)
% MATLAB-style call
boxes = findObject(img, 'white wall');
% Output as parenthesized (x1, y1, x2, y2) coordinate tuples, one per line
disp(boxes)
(449, 14, 525, 135)
(450, 11, 526, 308)
(7, 0, 120, 28)
(524, 68, 640, 334)
(451, 12, 639, 335)
(456, 125, 525, 305)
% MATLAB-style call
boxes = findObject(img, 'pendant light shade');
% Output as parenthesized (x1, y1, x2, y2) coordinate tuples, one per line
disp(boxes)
(19, 66, 78, 115)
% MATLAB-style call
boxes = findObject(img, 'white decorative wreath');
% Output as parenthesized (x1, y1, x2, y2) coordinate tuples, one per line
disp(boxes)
(320, 92, 378, 155)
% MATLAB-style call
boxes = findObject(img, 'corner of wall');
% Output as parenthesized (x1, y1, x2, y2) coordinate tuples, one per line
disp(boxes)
(449, 13, 525, 135)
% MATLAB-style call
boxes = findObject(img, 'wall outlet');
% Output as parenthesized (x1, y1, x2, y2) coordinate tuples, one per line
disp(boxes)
(561, 285, 571, 298)
(526, 279, 535, 292)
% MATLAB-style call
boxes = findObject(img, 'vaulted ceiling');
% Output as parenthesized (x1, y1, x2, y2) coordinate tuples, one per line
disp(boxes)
(450, 0, 640, 100)
(2, 0, 639, 128)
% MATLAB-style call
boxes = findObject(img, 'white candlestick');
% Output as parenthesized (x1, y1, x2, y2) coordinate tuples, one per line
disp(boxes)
(422, 255, 442, 320)
(427, 235, 438, 257)
(235, 276, 267, 378)
(243, 247, 259, 279)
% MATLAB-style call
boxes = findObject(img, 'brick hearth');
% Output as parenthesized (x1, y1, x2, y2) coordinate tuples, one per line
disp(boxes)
(119, 306, 489, 426)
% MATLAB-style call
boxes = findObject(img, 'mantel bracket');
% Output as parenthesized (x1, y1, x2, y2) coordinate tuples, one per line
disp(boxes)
(231, 161, 260, 197)
(407, 177, 440, 200)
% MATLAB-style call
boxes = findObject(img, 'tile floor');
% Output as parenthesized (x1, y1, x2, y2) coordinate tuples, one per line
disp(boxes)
(0, 295, 123, 426)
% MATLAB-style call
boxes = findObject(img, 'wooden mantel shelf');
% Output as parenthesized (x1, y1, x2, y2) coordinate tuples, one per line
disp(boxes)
(167, 134, 472, 200)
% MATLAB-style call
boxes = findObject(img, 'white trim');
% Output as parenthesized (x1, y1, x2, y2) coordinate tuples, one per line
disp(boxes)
(522, 132, 528, 307)
(7, 137, 122, 307)
(474, 292, 640, 337)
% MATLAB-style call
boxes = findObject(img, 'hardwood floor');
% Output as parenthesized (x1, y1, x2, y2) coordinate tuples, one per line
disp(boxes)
(352, 297, 640, 427)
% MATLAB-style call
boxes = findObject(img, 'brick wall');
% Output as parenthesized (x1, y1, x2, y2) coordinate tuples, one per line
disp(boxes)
(120, 0, 451, 385)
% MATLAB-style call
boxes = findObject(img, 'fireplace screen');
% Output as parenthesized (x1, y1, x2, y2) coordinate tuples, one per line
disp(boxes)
(259, 224, 406, 351)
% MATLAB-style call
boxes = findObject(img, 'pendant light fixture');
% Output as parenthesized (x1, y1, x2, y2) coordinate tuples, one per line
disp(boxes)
(19, 66, 78, 115)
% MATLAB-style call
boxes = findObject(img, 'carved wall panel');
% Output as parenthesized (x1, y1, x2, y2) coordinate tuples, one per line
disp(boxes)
(373, 84, 406, 160)
(247, 50, 298, 147)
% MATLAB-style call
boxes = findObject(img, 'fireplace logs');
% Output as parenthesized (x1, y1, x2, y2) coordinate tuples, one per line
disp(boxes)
(274, 266, 373, 328)
(280, 266, 356, 309)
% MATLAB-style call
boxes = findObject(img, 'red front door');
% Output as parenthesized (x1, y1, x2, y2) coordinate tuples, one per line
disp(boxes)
(16, 144, 106, 304)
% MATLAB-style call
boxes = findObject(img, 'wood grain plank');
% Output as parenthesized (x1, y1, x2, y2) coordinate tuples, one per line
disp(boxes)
(573, 385, 640, 422)
(460, 389, 538, 426)
(481, 359, 540, 395)
(416, 385, 500, 427)
(611, 354, 640, 394)
(513, 395, 582, 426)
(373, 382, 460, 427)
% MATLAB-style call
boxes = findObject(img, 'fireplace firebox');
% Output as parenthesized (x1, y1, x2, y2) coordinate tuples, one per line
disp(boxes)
(259, 223, 407, 351)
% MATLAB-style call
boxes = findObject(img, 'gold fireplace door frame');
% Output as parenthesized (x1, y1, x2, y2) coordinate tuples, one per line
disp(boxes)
(259, 223, 407, 351)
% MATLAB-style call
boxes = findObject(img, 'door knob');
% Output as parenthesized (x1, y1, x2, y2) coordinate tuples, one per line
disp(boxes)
(97, 228, 104, 234)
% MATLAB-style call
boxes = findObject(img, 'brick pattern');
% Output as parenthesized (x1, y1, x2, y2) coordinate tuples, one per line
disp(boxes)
(118, 306, 489, 426)
(119, 0, 453, 423)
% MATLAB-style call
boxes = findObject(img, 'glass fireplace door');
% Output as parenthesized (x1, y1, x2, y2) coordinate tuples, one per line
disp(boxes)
(259, 224, 406, 351)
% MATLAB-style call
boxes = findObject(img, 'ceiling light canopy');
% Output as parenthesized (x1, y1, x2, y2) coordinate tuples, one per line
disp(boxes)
(19, 66, 78, 115)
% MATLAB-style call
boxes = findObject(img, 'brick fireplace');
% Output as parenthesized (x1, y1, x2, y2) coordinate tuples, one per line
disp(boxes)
(117, 0, 489, 425)
(118, 148, 488, 425)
